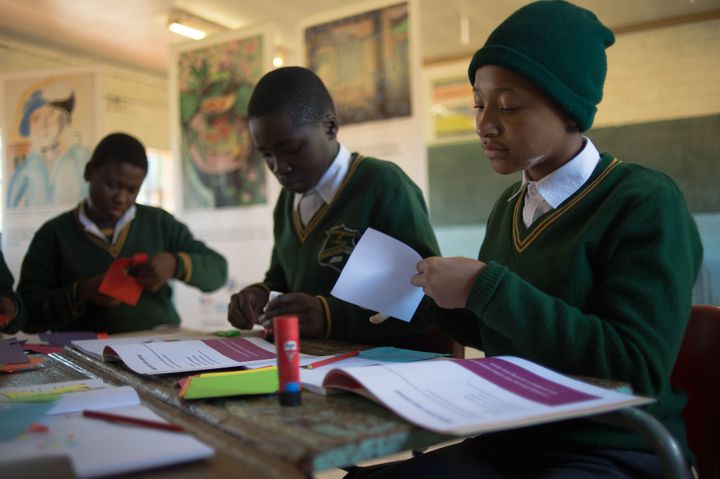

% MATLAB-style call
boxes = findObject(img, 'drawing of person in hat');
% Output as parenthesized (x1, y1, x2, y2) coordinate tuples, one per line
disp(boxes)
(7, 83, 90, 208)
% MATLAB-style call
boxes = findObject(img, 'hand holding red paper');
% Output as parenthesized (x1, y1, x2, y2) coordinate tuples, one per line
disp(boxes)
(79, 274, 121, 307)
(0, 294, 18, 328)
(97, 253, 149, 306)
(132, 252, 177, 293)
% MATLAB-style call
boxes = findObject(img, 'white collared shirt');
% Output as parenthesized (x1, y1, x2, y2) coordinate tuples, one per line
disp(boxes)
(509, 138, 601, 227)
(294, 143, 351, 226)
(78, 201, 137, 244)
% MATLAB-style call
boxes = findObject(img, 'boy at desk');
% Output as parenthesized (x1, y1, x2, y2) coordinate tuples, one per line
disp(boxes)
(18, 132, 228, 333)
(227, 66, 440, 345)
(362, 2, 703, 478)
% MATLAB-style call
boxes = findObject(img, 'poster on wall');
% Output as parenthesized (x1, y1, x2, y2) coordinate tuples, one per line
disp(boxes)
(423, 60, 476, 144)
(177, 34, 267, 211)
(1, 69, 100, 277)
(300, 0, 427, 195)
(170, 27, 278, 330)
(430, 76, 476, 141)
(305, 2, 411, 126)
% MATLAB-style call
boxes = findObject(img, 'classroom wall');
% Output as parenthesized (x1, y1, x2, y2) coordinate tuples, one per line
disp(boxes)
(598, 19, 720, 127)
(0, 35, 169, 151)
(429, 19, 720, 305)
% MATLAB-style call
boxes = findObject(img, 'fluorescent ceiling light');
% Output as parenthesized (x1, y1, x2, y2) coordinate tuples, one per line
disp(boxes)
(169, 21, 207, 40)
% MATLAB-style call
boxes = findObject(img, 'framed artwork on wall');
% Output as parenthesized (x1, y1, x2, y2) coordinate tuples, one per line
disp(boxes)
(2, 70, 99, 210)
(430, 76, 476, 142)
(176, 34, 267, 210)
(304, 2, 411, 126)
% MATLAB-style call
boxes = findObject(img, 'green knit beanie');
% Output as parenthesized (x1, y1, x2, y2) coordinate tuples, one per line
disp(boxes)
(467, 1, 615, 131)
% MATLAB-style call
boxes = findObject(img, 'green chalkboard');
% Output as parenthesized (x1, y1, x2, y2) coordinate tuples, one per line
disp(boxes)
(589, 114, 720, 213)
(428, 114, 720, 226)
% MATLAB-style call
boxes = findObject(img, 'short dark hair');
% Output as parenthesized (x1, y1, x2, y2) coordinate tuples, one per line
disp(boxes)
(89, 132, 148, 171)
(247, 66, 335, 127)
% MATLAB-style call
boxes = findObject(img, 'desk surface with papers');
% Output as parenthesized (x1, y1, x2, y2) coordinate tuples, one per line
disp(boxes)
(0, 331, 452, 478)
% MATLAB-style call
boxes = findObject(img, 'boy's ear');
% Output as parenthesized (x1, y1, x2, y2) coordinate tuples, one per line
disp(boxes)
(323, 113, 339, 140)
(83, 162, 93, 182)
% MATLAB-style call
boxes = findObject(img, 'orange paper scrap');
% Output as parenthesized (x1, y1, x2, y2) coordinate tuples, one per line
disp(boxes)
(98, 253, 149, 306)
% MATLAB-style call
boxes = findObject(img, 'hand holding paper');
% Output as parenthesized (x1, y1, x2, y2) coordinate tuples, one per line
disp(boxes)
(228, 286, 271, 330)
(132, 252, 177, 292)
(411, 256, 487, 309)
(330, 228, 424, 322)
(97, 253, 149, 306)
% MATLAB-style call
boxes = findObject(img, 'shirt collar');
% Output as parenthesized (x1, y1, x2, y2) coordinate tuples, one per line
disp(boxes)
(295, 143, 351, 205)
(78, 201, 136, 244)
(508, 137, 600, 207)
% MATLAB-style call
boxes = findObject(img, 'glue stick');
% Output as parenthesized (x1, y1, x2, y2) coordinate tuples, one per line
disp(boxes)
(274, 315, 301, 406)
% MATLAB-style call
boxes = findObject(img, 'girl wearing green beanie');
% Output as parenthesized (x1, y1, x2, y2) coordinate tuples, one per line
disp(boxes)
(353, 1, 702, 478)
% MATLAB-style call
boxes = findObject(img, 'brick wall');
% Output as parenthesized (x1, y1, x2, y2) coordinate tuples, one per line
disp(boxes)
(598, 19, 720, 126)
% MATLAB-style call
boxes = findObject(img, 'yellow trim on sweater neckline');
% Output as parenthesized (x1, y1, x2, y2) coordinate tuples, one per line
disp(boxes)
(73, 206, 133, 258)
(512, 158, 621, 254)
(292, 154, 365, 243)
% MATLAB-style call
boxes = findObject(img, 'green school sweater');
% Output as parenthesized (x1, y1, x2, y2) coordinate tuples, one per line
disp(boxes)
(263, 154, 440, 343)
(18, 204, 228, 333)
(423, 154, 703, 457)
(1, 251, 27, 334)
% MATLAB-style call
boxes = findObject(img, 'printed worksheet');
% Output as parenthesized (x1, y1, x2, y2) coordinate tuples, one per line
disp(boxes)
(103, 336, 278, 375)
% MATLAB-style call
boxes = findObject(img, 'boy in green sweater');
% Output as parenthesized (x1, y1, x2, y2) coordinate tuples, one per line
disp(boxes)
(18, 133, 228, 333)
(358, 2, 703, 478)
(227, 67, 440, 345)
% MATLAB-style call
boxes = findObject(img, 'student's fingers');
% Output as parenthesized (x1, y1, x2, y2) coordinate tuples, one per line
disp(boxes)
(369, 313, 390, 324)
(0, 295, 17, 317)
(228, 293, 255, 330)
(300, 296, 325, 336)
(241, 289, 267, 324)
(130, 262, 152, 278)
(264, 294, 325, 336)
(148, 252, 176, 283)
(264, 292, 302, 317)
(77, 275, 105, 303)
(410, 273, 427, 287)
(93, 294, 122, 308)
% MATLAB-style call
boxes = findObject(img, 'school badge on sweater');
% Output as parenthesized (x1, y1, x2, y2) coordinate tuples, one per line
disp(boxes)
(318, 224, 360, 272)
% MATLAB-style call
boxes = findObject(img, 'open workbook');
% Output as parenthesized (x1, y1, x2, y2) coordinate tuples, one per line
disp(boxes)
(320, 356, 652, 436)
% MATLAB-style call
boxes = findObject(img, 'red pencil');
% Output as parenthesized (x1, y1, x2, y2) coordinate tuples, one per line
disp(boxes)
(306, 350, 360, 369)
(82, 409, 184, 432)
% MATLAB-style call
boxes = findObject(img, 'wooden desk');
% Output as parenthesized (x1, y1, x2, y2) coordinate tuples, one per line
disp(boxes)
(2, 335, 452, 478)
(0, 351, 317, 479)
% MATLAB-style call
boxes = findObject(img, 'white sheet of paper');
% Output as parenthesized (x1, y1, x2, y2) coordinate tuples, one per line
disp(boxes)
(330, 228, 424, 322)
(0, 404, 214, 478)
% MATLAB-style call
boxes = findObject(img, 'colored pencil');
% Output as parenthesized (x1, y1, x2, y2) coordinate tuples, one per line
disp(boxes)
(82, 409, 184, 432)
(306, 350, 360, 369)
